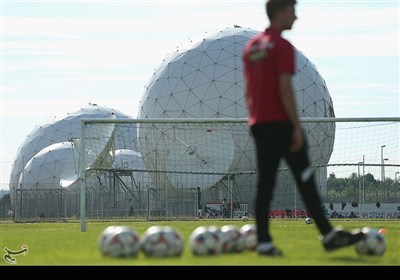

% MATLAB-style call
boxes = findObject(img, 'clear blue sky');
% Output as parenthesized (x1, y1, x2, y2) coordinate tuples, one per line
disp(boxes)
(1, 0, 399, 190)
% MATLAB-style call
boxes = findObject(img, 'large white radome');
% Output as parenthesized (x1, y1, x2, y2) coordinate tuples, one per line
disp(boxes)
(9, 104, 140, 208)
(138, 28, 335, 201)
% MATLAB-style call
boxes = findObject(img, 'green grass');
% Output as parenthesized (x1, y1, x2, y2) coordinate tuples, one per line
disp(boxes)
(1, 219, 399, 266)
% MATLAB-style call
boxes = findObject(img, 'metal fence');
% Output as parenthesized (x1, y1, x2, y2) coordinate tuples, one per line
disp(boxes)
(7, 117, 400, 222)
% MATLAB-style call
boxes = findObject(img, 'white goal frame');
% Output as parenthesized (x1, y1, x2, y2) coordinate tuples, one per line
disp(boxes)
(79, 117, 400, 231)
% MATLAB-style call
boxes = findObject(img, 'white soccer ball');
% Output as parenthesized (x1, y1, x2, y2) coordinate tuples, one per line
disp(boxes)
(163, 226, 184, 256)
(305, 217, 313, 224)
(355, 227, 387, 256)
(141, 226, 184, 257)
(208, 226, 227, 251)
(220, 225, 245, 253)
(189, 226, 222, 256)
(98, 226, 141, 258)
(239, 224, 257, 251)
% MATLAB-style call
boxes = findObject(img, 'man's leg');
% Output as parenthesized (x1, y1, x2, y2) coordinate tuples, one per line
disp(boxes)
(284, 146, 332, 235)
(284, 140, 365, 251)
(251, 125, 281, 245)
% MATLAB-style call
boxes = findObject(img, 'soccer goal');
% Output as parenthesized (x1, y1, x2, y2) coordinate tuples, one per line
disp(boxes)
(78, 117, 400, 231)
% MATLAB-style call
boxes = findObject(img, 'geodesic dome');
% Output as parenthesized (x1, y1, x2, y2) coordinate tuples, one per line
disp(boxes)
(113, 149, 146, 170)
(138, 28, 335, 200)
(113, 149, 150, 187)
(9, 104, 139, 206)
(18, 142, 74, 190)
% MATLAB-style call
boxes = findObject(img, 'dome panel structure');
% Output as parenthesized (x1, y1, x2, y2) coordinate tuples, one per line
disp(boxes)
(9, 104, 140, 209)
(138, 27, 335, 207)
(112, 149, 150, 190)
(18, 142, 74, 190)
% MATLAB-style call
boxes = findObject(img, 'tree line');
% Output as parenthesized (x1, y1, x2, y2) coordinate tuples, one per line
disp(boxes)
(327, 172, 399, 203)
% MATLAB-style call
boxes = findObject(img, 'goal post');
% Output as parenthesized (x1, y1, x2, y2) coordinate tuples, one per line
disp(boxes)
(80, 119, 87, 231)
(79, 117, 400, 231)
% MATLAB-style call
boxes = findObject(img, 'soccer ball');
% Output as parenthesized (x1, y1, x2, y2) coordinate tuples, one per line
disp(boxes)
(189, 226, 222, 256)
(239, 224, 257, 251)
(98, 226, 141, 258)
(355, 227, 387, 256)
(305, 217, 313, 224)
(208, 226, 227, 251)
(141, 226, 184, 257)
(220, 225, 245, 253)
(163, 226, 184, 256)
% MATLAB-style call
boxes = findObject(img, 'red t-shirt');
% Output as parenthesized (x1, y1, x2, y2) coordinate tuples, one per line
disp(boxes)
(242, 28, 295, 126)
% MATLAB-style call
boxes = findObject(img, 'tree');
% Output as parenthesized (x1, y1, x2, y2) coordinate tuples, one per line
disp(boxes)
(327, 173, 345, 191)
(364, 173, 377, 186)
(0, 193, 11, 217)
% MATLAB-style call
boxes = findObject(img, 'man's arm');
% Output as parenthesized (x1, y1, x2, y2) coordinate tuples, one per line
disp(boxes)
(279, 73, 303, 152)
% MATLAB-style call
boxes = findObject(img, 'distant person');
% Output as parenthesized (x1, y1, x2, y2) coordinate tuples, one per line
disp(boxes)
(222, 198, 228, 218)
(242, 0, 364, 256)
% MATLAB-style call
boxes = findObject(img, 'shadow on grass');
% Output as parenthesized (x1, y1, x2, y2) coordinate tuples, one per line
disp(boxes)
(329, 256, 365, 264)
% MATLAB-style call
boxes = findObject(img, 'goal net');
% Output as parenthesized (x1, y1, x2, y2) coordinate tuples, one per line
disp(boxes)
(74, 117, 400, 229)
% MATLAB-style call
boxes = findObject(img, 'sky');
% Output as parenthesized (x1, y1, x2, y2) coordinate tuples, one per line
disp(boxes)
(1, 0, 399, 190)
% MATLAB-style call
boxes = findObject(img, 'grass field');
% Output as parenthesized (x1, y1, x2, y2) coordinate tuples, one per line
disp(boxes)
(0, 219, 399, 266)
